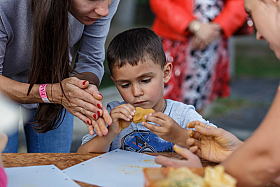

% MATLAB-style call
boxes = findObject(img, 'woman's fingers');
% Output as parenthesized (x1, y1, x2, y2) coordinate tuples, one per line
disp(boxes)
(187, 121, 218, 138)
(173, 145, 202, 167)
(102, 106, 113, 126)
(186, 138, 201, 148)
(187, 121, 204, 128)
(156, 145, 202, 168)
(61, 77, 114, 135)
(98, 118, 109, 136)
(74, 110, 92, 126)
(155, 156, 191, 167)
(189, 146, 203, 158)
(87, 122, 95, 136)
(189, 145, 198, 153)
(91, 118, 108, 137)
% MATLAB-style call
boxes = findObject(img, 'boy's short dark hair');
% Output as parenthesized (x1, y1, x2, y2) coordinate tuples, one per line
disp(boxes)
(106, 27, 166, 76)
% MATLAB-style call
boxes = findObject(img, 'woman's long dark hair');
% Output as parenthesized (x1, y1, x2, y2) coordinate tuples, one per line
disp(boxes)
(28, 0, 73, 133)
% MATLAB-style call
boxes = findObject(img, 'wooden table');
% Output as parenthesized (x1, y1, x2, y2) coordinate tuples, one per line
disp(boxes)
(2, 153, 278, 187)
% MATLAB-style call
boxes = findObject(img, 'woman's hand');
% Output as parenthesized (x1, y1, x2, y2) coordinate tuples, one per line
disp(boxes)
(191, 22, 221, 50)
(143, 113, 193, 147)
(155, 145, 202, 168)
(83, 83, 113, 136)
(186, 121, 243, 163)
(49, 76, 112, 136)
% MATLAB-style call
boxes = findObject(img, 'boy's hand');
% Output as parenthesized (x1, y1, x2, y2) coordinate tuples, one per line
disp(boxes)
(109, 104, 135, 134)
(186, 121, 243, 163)
(143, 112, 193, 146)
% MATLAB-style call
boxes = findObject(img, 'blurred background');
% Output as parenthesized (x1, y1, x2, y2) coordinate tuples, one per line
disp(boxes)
(16, 0, 280, 153)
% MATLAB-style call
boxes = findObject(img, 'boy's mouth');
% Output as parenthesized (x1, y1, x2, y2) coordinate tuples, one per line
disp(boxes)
(134, 101, 146, 106)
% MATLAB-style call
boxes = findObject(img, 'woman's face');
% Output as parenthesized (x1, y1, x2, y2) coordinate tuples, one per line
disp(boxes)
(69, 0, 112, 25)
(244, 0, 280, 59)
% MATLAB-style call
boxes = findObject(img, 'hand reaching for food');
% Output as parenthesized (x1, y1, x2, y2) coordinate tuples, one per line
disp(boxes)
(186, 121, 243, 163)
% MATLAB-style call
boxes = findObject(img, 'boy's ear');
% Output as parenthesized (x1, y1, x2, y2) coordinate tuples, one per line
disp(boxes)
(163, 62, 172, 84)
(110, 76, 115, 82)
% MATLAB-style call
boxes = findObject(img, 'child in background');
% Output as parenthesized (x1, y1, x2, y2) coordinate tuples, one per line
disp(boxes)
(77, 28, 217, 153)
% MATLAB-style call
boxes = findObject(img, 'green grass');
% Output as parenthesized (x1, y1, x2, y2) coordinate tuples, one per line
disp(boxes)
(236, 55, 280, 77)
(205, 98, 253, 117)
(234, 40, 280, 78)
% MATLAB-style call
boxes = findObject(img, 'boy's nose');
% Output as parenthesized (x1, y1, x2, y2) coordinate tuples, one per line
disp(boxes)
(95, 1, 109, 17)
(132, 85, 143, 97)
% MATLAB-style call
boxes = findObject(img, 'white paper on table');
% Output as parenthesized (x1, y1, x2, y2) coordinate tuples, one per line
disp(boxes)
(63, 149, 161, 187)
(5, 165, 80, 187)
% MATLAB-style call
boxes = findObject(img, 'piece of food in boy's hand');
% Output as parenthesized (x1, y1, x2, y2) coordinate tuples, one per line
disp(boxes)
(133, 107, 155, 123)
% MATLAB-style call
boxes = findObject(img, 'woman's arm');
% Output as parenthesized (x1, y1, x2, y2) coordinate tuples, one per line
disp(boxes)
(0, 75, 42, 103)
(222, 87, 280, 186)
(0, 74, 107, 133)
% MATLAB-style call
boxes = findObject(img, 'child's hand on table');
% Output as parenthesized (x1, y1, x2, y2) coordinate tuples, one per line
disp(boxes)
(109, 103, 135, 134)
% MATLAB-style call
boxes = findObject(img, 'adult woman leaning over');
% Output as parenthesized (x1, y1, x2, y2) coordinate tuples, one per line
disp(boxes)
(0, 0, 119, 153)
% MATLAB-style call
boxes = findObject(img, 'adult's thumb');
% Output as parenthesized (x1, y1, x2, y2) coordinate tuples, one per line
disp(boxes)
(174, 144, 195, 159)
(195, 124, 219, 138)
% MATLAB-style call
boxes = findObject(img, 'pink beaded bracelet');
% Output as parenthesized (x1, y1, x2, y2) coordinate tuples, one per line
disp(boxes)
(39, 84, 51, 103)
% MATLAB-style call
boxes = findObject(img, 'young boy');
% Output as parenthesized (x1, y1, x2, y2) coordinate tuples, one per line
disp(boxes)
(77, 27, 216, 153)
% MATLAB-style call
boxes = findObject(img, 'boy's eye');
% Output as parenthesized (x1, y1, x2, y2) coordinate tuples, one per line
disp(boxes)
(120, 83, 130, 88)
(141, 78, 151, 83)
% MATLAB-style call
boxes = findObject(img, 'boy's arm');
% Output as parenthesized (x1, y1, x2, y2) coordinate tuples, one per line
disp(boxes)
(77, 103, 135, 153)
(143, 112, 193, 148)
(77, 127, 118, 153)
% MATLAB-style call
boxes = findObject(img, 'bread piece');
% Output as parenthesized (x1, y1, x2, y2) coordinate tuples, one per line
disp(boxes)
(133, 107, 155, 123)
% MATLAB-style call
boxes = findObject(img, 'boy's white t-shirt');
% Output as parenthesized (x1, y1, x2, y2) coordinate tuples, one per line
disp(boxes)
(81, 99, 216, 153)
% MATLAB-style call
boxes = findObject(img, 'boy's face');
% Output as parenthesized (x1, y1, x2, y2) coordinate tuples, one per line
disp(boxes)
(111, 59, 172, 112)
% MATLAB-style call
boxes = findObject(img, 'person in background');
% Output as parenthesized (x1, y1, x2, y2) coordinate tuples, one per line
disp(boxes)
(0, 0, 119, 153)
(77, 27, 217, 153)
(150, 0, 248, 114)
(0, 92, 13, 187)
(0, 132, 7, 187)
(154, 0, 280, 186)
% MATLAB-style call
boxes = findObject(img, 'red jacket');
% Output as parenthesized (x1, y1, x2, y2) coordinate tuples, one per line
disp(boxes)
(150, 0, 248, 41)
